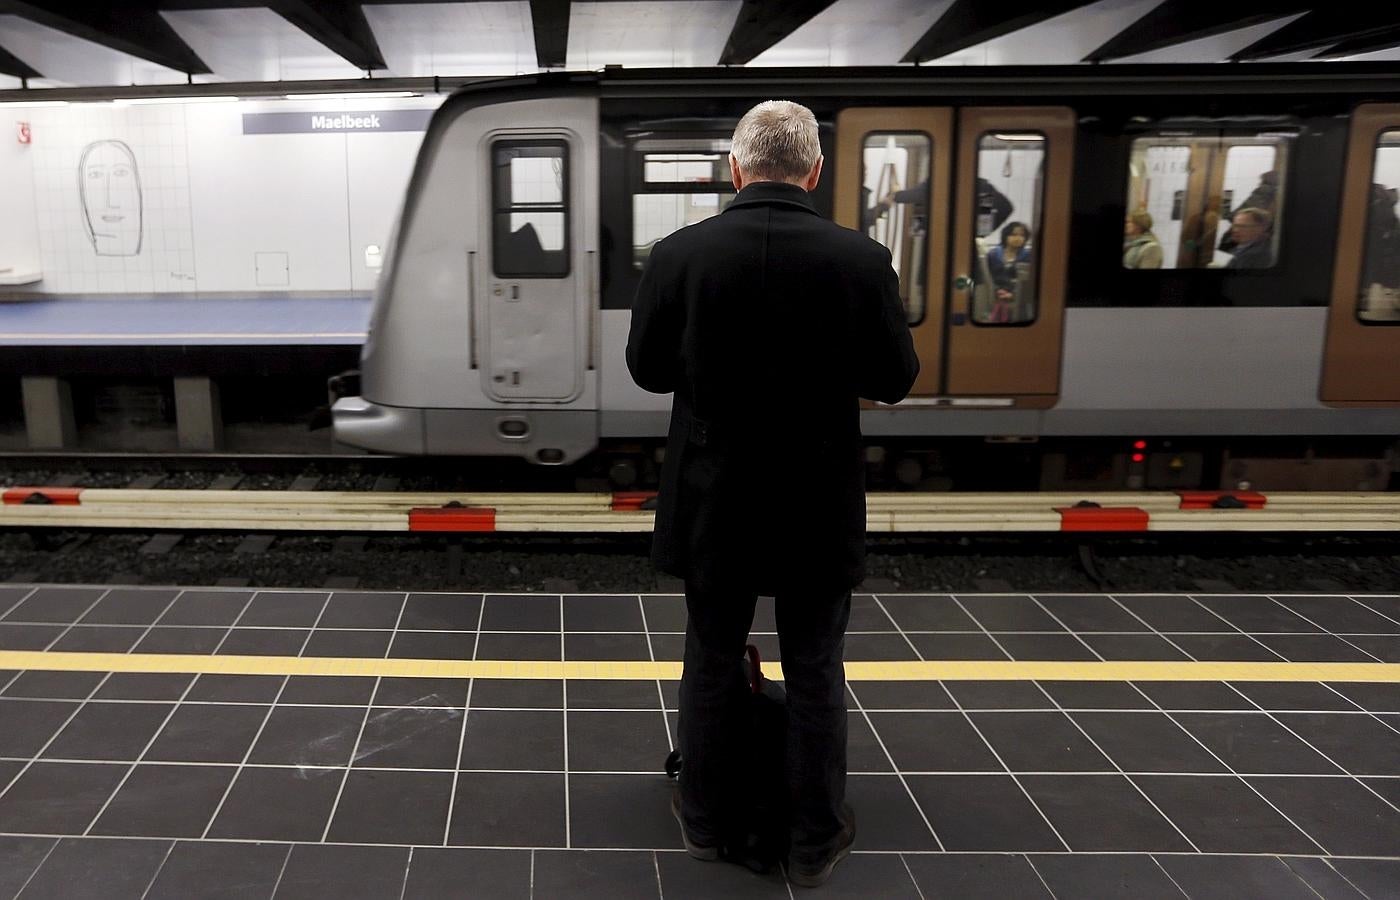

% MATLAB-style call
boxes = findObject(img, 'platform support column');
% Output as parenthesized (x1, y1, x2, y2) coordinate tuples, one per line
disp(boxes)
(174, 376, 224, 451)
(21, 376, 77, 449)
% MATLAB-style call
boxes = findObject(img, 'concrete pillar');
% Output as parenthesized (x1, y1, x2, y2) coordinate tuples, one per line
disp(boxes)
(174, 376, 224, 451)
(21, 376, 76, 449)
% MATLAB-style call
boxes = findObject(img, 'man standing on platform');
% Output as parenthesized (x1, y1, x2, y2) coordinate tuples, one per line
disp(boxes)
(627, 99, 919, 887)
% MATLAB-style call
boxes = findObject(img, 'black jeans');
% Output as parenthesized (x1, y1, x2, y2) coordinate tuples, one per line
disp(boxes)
(677, 577, 851, 858)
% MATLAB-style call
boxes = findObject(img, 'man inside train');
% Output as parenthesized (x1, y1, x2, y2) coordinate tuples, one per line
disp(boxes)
(1225, 207, 1274, 269)
(626, 100, 919, 887)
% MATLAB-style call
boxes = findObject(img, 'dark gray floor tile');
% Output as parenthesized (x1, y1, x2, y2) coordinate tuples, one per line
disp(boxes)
(0, 585, 31, 612)
(353, 706, 463, 769)
(481, 594, 559, 631)
(849, 680, 955, 710)
(0, 624, 64, 650)
(566, 679, 663, 710)
(17, 837, 171, 900)
(302, 629, 393, 658)
(970, 712, 1113, 772)
(0, 762, 127, 833)
(957, 595, 1063, 631)
(448, 772, 566, 847)
(641, 595, 687, 632)
(1329, 681, 1400, 712)
(41, 701, 171, 761)
(4, 587, 104, 624)
(1329, 858, 1400, 900)
(4, 671, 105, 699)
(316, 591, 403, 629)
(569, 710, 673, 772)
(1020, 774, 1192, 852)
(752, 596, 777, 632)
(878, 595, 979, 631)
(564, 594, 644, 632)
(0, 699, 77, 757)
(904, 854, 1054, 900)
(92, 673, 193, 702)
(155, 590, 252, 626)
(388, 630, 478, 660)
(1169, 634, 1284, 661)
(49, 625, 145, 653)
(235, 591, 328, 628)
(867, 712, 1002, 772)
(402, 847, 531, 899)
(908, 632, 1008, 660)
(90, 764, 235, 838)
(849, 593, 898, 632)
(1154, 854, 1327, 900)
(1039, 681, 1152, 710)
(373, 676, 469, 708)
(1116, 595, 1231, 632)
(1277, 856, 1368, 900)
(131, 626, 227, 655)
(207, 766, 342, 841)
(145, 703, 269, 763)
(399, 593, 483, 631)
(1133, 774, 1318, 853)
(475, 632, 561, 661)
(1082, 634, 1193, 661)
(216, 628, 310, 656)
(1275, 712, 1400, 775)
(848, 711, 892, 773)
(794, 853, 922, 899)
(993, 633, 1099, 661)
(1258, 634, 1381, 663)
(569, 775, 681, 850)
(327, 769, 452, 844)
(1174, 713, 1344, 774)
(248, 706, 365, 766)
(1071, 712, 1228, 773)
(649, 634, 684, 661)
(1274, 595, 1400, 634)
(76, 588, 179, 625)
(144, 840, 290, 900)
(1036, 594, 1151, 632)
(469, 678, 562, 709)
(1029, 854, 1185, 900)
(1233, 682, 1363, 711)
(944, 681, 1055, 710)
(845, 633, 919, 661)
(459, 709, 562, 770)
(1248, 775, 1400, 856)
(907, 774, 1063, 851)
(185, 674, 283, 703)
(1355, 595, 1400, 620)
(532, 850, 659, 899)
(280, 674, 377, 705)
(1342, 635, 1400, 662)
(565, 632, 652, 661)
(1134, 680, 1257, 710)
(1364, 776, 1400, 807)
(0, 836, 56, 899)
(846, 774, 940, 850)
(1192, 594, 1321, 632)
(273, 844, 410, 900)
(656, 849, 791, 899)
(0, 758, 18, 785)
(661, 680, 678, 710)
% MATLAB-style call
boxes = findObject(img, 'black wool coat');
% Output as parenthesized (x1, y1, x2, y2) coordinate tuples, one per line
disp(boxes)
(626, 181, 919, 594)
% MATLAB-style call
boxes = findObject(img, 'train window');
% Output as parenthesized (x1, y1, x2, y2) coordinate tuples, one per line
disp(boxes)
(491, 140, 569, 278)
(1358, 130, 1400, 324)
(861, 133, 931, 325)
(1122, 133, 1291, 271)
(970, 132, 1044, 326)
(631, 136, 736, 270)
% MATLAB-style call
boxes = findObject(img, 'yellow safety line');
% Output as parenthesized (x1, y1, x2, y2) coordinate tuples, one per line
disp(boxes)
(2, 651, 1398, 682)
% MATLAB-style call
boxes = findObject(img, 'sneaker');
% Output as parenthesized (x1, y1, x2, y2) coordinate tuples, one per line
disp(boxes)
(671, 790, 720, 861)
(788, 805, 855, 889)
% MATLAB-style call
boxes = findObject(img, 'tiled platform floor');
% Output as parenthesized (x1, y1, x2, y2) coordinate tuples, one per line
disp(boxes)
(0, 585, 1398, 898)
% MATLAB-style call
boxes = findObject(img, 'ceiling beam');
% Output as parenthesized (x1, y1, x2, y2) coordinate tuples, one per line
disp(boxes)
(1313, 25, 1400, 59)
(0, 42, 41, 79)
(529, 0, 569, 69)
(1233, 9, 1400, 60)
(0, 1, 211, 73)
(267, 0, 386, 71)
(901, 0, 1095, 64)
(1084, 1, 1309, 62)
(718, 0, 838, 66)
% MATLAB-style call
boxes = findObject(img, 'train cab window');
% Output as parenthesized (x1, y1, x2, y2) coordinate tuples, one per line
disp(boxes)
(970, 133, 1044, 326)
(631, 136, 736, 270)
(861, 133, 931, 324)
(1122, 133, 1292, 271)
(1359, 130, 1400, 324)
(491, 140, 569, 278)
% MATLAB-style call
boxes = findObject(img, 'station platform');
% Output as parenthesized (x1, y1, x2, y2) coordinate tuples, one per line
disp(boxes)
(1, 585, 1398, 898)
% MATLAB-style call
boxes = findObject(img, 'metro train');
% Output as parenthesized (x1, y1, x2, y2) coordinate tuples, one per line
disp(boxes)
(331, 65, 1400, 492)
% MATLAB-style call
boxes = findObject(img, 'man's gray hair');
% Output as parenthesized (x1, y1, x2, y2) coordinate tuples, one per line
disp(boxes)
(730, 100, 821, 183)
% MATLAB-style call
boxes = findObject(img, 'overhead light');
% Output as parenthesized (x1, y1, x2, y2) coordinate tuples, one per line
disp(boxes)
(114, 96, 238, 105)
(283, 91, 418, 100)
(0, 100, 69, 108)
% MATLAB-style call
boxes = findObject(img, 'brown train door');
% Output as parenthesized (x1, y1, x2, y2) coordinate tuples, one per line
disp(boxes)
(834, 106, 1075, 405)
(1321, 104, 1400, 405)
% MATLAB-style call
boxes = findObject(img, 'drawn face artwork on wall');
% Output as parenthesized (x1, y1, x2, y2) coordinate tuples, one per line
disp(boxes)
(79, 140, 143, 256)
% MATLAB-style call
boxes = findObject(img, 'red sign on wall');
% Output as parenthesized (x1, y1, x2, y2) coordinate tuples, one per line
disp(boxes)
(16, 122, 30, 144)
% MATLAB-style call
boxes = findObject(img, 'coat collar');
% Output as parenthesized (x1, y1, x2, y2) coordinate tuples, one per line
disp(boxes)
(724, 181, 820, 216)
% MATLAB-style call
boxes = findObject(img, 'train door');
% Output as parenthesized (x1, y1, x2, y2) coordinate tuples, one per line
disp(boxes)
(1321, 104, 1400, 404)
(481, 134, 584, 402)
(834, 107, 1074, 405)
